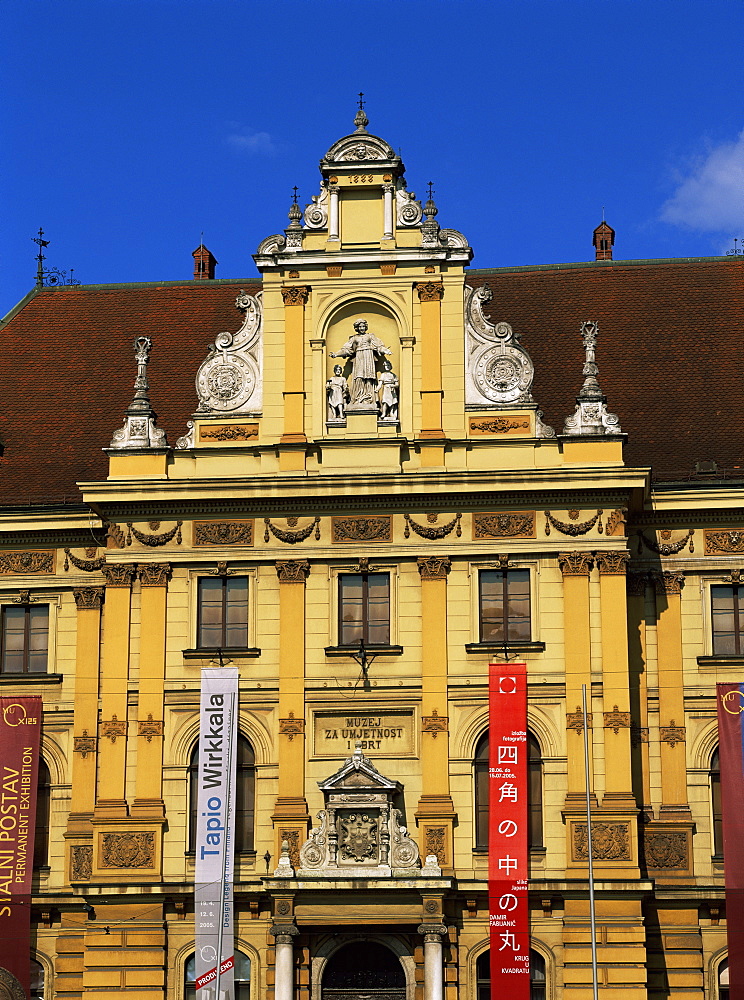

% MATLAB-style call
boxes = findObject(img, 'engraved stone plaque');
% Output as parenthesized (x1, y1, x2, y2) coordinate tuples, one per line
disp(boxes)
(313, 710, 414, 756)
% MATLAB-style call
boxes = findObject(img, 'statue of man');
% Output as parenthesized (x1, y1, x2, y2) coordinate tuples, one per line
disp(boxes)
(331, 319, 392, 407)
(326, 364, 350, 419)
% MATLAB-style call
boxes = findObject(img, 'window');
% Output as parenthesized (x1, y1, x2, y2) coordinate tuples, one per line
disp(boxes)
(711, 747, 723, 857)
(185, 950, 250, 1000)
(338, 572, 390, 646)
(474, 731, 543, 850)
(476, 950, 546, 1000)
(711, 584, 744, 655)
(479, 569, 530, 643)
(34, 759, 51, 869)
(30, 959, 45, 1000)
(189, 735, 255, 853)
(719, 958, 729, 1000)
(197, 577, 248, 650)
(1, 605, 49, 673)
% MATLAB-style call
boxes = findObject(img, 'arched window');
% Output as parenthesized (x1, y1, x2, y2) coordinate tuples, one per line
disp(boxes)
(189, 735, 255, 853)
(30, 958, 45, 1000)
(711, 747, 723, 857)
(474, 731, 543, 849)
(34, 758, 51, 869)
(476, 949, 546, 1000)
(719, 957, 729, 1000)
(185, 950, 250, 1000)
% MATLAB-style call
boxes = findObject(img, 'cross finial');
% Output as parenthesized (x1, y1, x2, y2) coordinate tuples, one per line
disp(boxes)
(354, 93, 369, 131)
(427, 181, 434, 201)
(292, 185, 299, 204)
(358, 91, 365, 111)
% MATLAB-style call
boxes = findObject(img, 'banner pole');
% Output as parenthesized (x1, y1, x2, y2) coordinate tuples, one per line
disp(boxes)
(215, 689, 236, 1000)
(582, 684, 599, 1000)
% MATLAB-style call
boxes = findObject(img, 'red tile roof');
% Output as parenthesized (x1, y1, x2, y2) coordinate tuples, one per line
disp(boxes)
(0, 258, 741, 505)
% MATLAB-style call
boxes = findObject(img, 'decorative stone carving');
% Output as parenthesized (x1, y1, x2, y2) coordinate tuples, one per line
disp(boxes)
(417, 281, 444, 302)
(106, 522, 127, 549)
(405, 513, 461, 540)
(595, 551, 631, 575)
(255, 234, 286, 256)
(279, 831, 301, 870)
(174, 420, 195, 450)
(545, 510, 603, 537)
(637, 528, 694, 556)
(660, 721, 686, 747)
(473, 512, 535, 539)
(626, 573, 648, 598)
(396, 177, 423, 226)
(125, 521, 182, 547)
(73, 731, 97, 758)
(326, 365, 350, 421)
(137, 563, 171, 587)
(417, 557, 452, 581)
(573, 822, 631, 861)
(724, 569, 744, 583)
(558, 552, 594, 577)
(298, 743, 420, 877)
(10, 590, 36, 605)
(304, 182, 329, 228)
(281, 286, 309, 306)
(653, 571, 684, 595)
(705, 529, 744, 554)
(100, 832, 155, 869)
(101, 715, 127, 743)
(644, 830, 688, 869)
(469, 417, 530, 434)
(109, 337, 168, 450)
(102, 563, 137, 588)
(70, 845, 92, 880)
(562, 321, 621, 435)
(200, 423, 259, 441)
(264, 517, 321, 544)
(604, 705, 632, 734)
(137, 714, 163, 742)
(331, 320, 392, 411)
(65, 549, 105, 572)
(0, 551, 54, 575)
(181, 290, 263, 425)
(279, 712, 305, 741)
(424, 827, 446, 865)
(567, 708, 592, 734)
(193, 521, 254, 546)
(333, 516, 391, 543)
(421, 709, 448, 737)
(73, 587, 104, 609)
(275, 560, 311, 584)
(605, 508, 628, 537)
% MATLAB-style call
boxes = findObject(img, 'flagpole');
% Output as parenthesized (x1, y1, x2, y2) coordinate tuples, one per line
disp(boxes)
(582, 684, 599, 1000)
(215, 690, 235, 1000)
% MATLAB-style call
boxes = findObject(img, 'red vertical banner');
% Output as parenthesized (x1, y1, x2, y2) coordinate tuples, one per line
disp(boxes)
(0, 697, 42, 999)
(716, 683, 744, 999)
(489, 662, 529, 1000)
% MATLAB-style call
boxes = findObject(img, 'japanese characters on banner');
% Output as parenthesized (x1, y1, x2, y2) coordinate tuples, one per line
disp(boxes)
(0, 697, 42, 1000)
(195, 668, 238, 1000)
(716, 683, 744, 1000)
(489, 663, 529, 1000)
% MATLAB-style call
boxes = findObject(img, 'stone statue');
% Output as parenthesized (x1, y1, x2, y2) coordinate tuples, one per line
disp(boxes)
(331, 319, 392, 408)
(377, 359, 399, 420)
(326, 364, 350, 420)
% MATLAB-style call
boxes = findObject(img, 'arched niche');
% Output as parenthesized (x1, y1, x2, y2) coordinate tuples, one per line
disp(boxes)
(325, 299, 401, 382)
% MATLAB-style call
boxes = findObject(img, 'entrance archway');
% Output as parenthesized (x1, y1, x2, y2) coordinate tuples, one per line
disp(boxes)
(322, 941, 406, 1000)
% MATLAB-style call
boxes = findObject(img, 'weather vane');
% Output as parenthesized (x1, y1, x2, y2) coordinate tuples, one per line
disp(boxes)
(33, 228, 80, 287)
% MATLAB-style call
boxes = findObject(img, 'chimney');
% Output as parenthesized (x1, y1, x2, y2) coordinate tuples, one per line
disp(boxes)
(192, 244, 218, 280)
(592, 221, 615, 261)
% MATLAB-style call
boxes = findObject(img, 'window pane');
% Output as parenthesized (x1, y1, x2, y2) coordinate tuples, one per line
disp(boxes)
(367, 574, 390, 644)
(507, 571, 531, 641)
(480, 572, 505, 642)
(340, 575, 364, 645)
(713, 586, 738, 653)
(28, 607, 49, 672)
(198, 578, 224, 648)
(225, 578, 249, 645)
(2, 608, 25, 672)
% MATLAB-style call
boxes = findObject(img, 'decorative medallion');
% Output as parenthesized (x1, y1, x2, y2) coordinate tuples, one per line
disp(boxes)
(660, 721, 686, 747)
(332, 516, 392, 543)
(404, 513, 461, 540)
(65, 548, 105, 572)
(126, 522, 182, 547)
(705, 529, 744, 554)
(603, 705, 632, 734)
(101, 715, 127, 743)
(421, 708, 449, 737)
(424, 827, 446, 865)
(137, 563, 171, 587)
(73, 731, 97, 758)
(545, 510, 603, 537)
(137, 714, 163, 742)
(558, 552, 593, 577)
(566, 708, 592, 734)
(264, 517, 321, 544)
(100, 832, 155, 869)
(573, 822, 631, 861)
(644, 830, 688, 870)
(469, 417, 530, 434)
(194, 521, 254, 546)
(101, 563, 137, 588)
(637, 528, 694, 556)
(595, 551, 630, 575)
(473, 512, 535, 539)
(200, 423, 259, 442)
(279, 711, 305, 741)
(417, 557, 452, 581)
(73, 588, 104, 610)
(0, 551, 54, 575)
(70, 845, 93, 881)
(275, 560, 311, 584)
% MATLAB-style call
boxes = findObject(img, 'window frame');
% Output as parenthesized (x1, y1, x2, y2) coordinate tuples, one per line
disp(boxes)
(475, 949, 547, 1000)
(0, 602, 51, 675)
(711, 746, 723, 858)
(468, 561, 540, 651)
(185, 949, 251, 1000)
(337, 570, 391, 647)
(328, 564, 399, 650)
(189, 570, 257, 654)
(710, 582, 744, 656)
(478, 567, 531, 644)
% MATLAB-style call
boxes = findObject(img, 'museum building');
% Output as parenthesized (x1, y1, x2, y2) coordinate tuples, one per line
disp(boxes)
(0, 107, 742, 1000)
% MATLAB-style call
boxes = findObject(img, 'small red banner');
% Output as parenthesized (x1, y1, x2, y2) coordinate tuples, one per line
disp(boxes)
(0, 697, 42, 999)
(716, 683, 744, 999)
(489, 663, 529, 1000)
(195, 955, 235, 991)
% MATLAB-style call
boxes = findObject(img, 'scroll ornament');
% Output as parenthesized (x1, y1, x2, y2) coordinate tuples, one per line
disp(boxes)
(545, 510, 603, 536)
(405, 513, 461, 540)
(264, 517, 321, 544)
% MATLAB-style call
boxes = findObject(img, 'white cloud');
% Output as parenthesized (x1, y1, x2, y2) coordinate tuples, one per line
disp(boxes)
(226, 125, 277, 156)
(661, 130, 744, 233)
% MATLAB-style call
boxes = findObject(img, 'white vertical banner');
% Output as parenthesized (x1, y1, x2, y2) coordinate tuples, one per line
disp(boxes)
(195, 666, 238, 1000)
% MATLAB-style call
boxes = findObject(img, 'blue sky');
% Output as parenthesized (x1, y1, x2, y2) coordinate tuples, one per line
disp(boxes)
(4, 0, 744, 310)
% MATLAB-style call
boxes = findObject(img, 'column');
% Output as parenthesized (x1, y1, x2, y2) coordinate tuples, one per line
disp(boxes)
(415, 557, 456, 873)
(418, 923, 445, 1000)
(97, 563, 136, 816)
(280, 285, 309, 472)
(416, 280, 445, 465)
(558, 552, 594, 804)
(271, 560, 310, 861)
(383, 181, 394, 240)
(69, 588, 104, 824)
(328, 183, 339, 241)
(627, 572, 652, 813)
(131, 562, 170, 817)
(271, 924, 298, 1000)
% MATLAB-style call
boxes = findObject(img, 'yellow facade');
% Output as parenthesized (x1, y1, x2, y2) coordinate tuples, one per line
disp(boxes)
(0, 113, 736, 1000)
